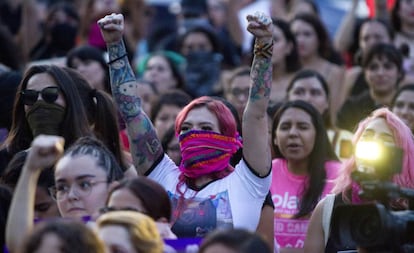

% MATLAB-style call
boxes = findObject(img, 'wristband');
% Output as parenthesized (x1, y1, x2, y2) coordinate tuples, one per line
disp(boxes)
(253, 40, 273, 59)
(107, 53, 128, 65)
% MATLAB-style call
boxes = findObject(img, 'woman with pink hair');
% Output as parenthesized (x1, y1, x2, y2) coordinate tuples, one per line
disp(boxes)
(98, 12, 274, 239)
(304, 107, 414, 253)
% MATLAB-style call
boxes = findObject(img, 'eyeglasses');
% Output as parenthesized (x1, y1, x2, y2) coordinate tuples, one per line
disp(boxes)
(48, 179, 108, 201)
(20, 86, 60, 106)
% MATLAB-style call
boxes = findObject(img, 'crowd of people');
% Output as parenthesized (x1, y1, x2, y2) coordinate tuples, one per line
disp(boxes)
(1, 0, 414, 253)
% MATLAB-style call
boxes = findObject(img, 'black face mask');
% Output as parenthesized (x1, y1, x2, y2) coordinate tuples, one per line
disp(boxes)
(184, 51, 223, 97)
(26, 100, 66, 137)
(49, 23, 78, 51)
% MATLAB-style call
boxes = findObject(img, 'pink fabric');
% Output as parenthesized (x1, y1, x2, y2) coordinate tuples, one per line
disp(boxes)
(333, 108, 414, 197)
(270, 158, 340, 249)
(88, 23, 106, 49)
(178, 130, 242, 178)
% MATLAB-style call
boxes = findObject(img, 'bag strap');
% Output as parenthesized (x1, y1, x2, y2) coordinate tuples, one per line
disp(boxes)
(322, 194, 336, 246)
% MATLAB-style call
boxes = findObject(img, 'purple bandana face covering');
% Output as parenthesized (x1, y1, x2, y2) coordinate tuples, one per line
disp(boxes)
(178, 130, 243, 178)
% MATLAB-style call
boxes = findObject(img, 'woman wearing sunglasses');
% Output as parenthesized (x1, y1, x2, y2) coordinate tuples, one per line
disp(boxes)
(0, 65, 130, 175)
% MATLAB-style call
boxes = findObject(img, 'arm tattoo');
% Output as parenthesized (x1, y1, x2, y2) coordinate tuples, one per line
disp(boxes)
(107, 41, 140, 120)
(250, 56, 272, 102)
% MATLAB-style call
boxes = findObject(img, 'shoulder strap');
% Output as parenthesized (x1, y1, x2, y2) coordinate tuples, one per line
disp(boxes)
(322, 194, 336, 246)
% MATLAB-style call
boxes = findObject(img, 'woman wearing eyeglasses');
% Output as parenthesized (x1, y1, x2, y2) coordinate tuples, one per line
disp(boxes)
(6, 135, 125, 253)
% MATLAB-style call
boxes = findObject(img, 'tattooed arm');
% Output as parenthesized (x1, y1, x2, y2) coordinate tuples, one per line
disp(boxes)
(242, 13, 273, 177)
(98, 14, 163, 175)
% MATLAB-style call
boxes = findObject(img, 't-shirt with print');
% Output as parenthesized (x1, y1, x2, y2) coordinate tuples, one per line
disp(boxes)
(270, 158, 340, 249)
(148, 155, 271, 238)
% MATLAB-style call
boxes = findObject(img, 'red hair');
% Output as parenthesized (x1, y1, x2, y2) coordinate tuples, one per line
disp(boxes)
(333, 107, 414, 196)
(175, 96, 237, 138)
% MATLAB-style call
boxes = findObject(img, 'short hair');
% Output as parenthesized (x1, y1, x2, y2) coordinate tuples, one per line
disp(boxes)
(109, 177, 172, 222)
(271, 100, 338, 217)
(22, 219, 105, 253)
(333, 108, 414, 194)
(96, 211, 164, 253)
(175, 96, 237, 138)
(361, 43, 403, 73)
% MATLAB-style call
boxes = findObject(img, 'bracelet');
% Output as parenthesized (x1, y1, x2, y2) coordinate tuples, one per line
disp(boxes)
(253, 40, 274, 59)
(107, 53, 128, 65)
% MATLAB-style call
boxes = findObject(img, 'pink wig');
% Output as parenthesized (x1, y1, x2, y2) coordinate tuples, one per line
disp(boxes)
(175, 96, 238, 138)
(333, 107, 414, 194)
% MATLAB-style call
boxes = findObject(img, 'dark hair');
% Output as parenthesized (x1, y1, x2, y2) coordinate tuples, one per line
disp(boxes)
(1, 150, 54, 191)
(63, 136, 124, 183)
(0, 71, 22, 130)
(391, 0, 402, 32)
(177, 25, 222, 54)
(3, 65, 93, 156)
(0, 184, 12, 252)
(286, 69, 333, 128)
(198, 228, 271, 253)
(22, 219, 105, 253)
(362, 42, 404, 73)
(66, 45, 111, 94)
(272, 17, 301, 73)
(62, 68, 128, 171)
(392, 84, 414, 107)
(271, 100, 338, 217)
(150, 89, 192, 122)
(109, 177, 172, 222)
(291, 13, 342, 64)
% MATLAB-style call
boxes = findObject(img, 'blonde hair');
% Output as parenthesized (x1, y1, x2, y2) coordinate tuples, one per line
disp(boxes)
(96, 211, 164, 253)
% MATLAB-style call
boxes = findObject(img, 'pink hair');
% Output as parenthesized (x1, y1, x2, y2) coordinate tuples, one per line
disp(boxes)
(333, 107, 414, 195)
(175, 96, 238, 138)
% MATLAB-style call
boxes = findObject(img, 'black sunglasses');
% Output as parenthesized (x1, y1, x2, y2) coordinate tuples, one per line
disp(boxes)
(20, 86, 60, 106)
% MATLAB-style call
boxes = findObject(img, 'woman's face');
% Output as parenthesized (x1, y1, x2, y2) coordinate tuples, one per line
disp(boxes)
(271, 25, 292, 65)
(24, 73, 66, 112)
(364, 55, 401, 95)
(288, 76, 329, 115)
(34, 187, 60, 219)
(291, 19, 318, 59)
(399, 0, 414, 26)
(359, 21, 391, 54)
(275, 107, 316, 162)
(356, 117, 395, 168)
(135, 81, 156, 116)
(107, 188, 147, 214)
(226, 74, 250, 118)
(180, 32, 213, 56)
(143, 55, 177, 93)
(54, 154, 110, 218)
(392, 89, 414, 131)
(70, 57, 106, 91)
(154, 105, 182, 139)
(98, 225, 138, 253)
(166, 135, 181, 166)
(180, 106, 220, 134)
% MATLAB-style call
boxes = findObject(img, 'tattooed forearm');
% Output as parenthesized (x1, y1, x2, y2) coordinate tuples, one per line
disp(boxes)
(107, 41, 141, 120)
(250, 56, 272, 102)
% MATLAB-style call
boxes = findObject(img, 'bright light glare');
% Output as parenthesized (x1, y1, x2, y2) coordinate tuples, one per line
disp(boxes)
(355, 141, 382, 161)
